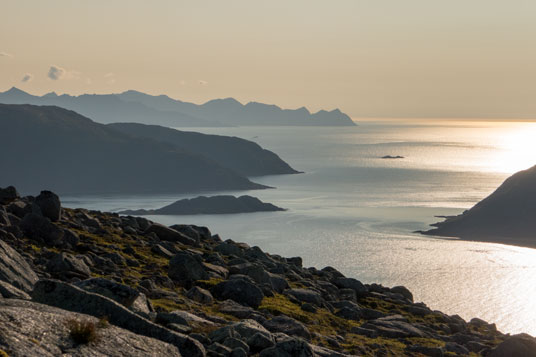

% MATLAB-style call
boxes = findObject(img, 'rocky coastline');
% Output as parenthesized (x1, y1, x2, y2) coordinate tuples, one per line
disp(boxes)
(0, 185, 533, 356)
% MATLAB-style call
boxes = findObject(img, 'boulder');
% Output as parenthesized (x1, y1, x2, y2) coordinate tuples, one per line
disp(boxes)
(488, 334, 536, 357)
(259, 337, 315, 357)
(145, 223, 197, 246)
(0, 186, 19, 204)
(0, 207, 10, 226)
(0, 239, 38, 292)
(360, 315, 426, 338)
(31, 279, 206, 357)
(391, 285, 413, 302)
(168, 252, 209, 286)
(0, 298, 181, 356)
(285, 288, 323, 306)
(0, 280, 31, 299)
(75, 278, 153, 317)
(186, 286, 214, 304)
(263, 315, 311, 340)
(35, 190, 62, 222)
(212, 278, 264, 308)
(332, 277, 367, 296)
(20, 213, 64, 246)
(46, 252, 91, 279)
(156, 310, 215, 328)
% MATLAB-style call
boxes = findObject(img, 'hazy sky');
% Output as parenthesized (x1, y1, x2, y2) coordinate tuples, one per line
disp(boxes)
(1, 0, 535, 119)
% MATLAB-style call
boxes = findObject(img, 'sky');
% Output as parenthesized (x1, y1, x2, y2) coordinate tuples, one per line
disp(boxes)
(1, 0, 535, 119)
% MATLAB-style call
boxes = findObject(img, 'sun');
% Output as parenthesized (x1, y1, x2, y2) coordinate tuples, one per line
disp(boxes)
(494, 123, 536, 174)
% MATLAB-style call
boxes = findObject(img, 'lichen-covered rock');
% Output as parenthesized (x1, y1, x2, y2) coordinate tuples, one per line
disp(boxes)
(20, 213, 64, 246)
(31, 279, 206, 357)
(0, 186, 19, 204)
(0, 298, 181, 357)
(0, 239, 38, 292)
(168, 251, 208, 286)
(75, 278, 153, 317)
(46, 252, 91, 279)
(259, 337, 315, 357)
(212, 278, 264, 308)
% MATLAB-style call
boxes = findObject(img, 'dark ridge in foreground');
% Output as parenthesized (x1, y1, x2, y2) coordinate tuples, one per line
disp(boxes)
(119, 195, 286, 215)
(0, 185, 531, 356)
(422, 164, 536, 248)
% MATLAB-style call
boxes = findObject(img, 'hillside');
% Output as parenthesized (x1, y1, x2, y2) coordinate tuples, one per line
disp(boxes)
(422, 165, 536, 247)
(0, 186, 526, 356)
(0, 104, 266, 195)
(109, 123, 299, 177)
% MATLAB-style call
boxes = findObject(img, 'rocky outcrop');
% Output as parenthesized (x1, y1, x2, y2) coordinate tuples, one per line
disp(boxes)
(120, 195, 286, 216)
(0, 298, 181, 357)
(0, 186, 516, 356)
(31, 279, 205, 357)
(0, 239, 38, 292)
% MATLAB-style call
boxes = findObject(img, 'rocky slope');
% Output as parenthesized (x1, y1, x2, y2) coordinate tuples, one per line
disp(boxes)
(119, 195, 285, 215)
(0, 185, 532, 356)
(0, 104, 273, 195)
(422, 164, 536, 248)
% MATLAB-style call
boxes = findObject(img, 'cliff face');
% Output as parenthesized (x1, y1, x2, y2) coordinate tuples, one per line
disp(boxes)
(0, 104, 269, 195)
(423, 165, 536, 247)
(0, 185, 525, 356)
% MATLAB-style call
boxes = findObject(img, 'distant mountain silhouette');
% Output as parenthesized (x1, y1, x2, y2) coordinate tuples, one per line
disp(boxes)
(0, 104, 269, 195)
(109, 123, 299, 177)
(0, 87, 356, 127)
(422, 165, 536, 247)
(119, 195, 285, 215)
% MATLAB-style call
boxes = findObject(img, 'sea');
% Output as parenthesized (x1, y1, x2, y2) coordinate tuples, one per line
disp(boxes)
(63, 120, 536, 336)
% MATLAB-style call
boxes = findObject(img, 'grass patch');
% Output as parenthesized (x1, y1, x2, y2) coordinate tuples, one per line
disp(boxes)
(65, 319, 98, 345)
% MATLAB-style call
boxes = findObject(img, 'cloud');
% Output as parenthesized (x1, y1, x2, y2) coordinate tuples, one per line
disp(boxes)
(86, 78, 92, 85)
(21, 73, 33, 83)
(47, 65, 80, 80)
(48, 65, 66, 80)
(104, 72, 114, 78)
(198, 80, 208, 85)
(0, 52, 13, 57)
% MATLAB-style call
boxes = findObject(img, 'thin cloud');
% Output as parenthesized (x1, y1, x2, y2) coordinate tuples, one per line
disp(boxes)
(198, 80, 208, 85)
(104, 72, 114, 78)
(0, 52, 13, 57)
(21, 73, 33, 83)
(48, 65, 66, 80)
(47, 65, 80, 80)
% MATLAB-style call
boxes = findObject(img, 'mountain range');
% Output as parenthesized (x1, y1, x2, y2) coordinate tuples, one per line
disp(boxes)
(0, 87, 356, 127)
(0, 104, 298, 195)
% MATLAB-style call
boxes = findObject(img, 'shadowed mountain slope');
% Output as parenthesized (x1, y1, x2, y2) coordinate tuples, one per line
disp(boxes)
(422, 165, 536, 247)
(109, 123, 299, 177)
(0, 104, 267, 195)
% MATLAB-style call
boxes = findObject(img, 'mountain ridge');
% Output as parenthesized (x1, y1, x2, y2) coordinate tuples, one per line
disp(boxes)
(0, 87, 356, 127)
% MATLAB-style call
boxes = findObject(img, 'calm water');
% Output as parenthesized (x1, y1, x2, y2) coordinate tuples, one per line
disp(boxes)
(63, 121, 536, 336)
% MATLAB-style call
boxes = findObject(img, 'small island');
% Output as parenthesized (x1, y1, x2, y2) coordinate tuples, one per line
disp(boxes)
(119, 195, 286, 215)
(381, 155, 404, 159)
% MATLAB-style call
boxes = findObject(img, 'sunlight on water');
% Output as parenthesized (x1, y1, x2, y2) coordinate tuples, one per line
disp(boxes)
(63, 121, 536, 336)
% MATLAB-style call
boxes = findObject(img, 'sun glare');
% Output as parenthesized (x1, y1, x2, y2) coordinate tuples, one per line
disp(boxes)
(494, 123, 536, 174)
